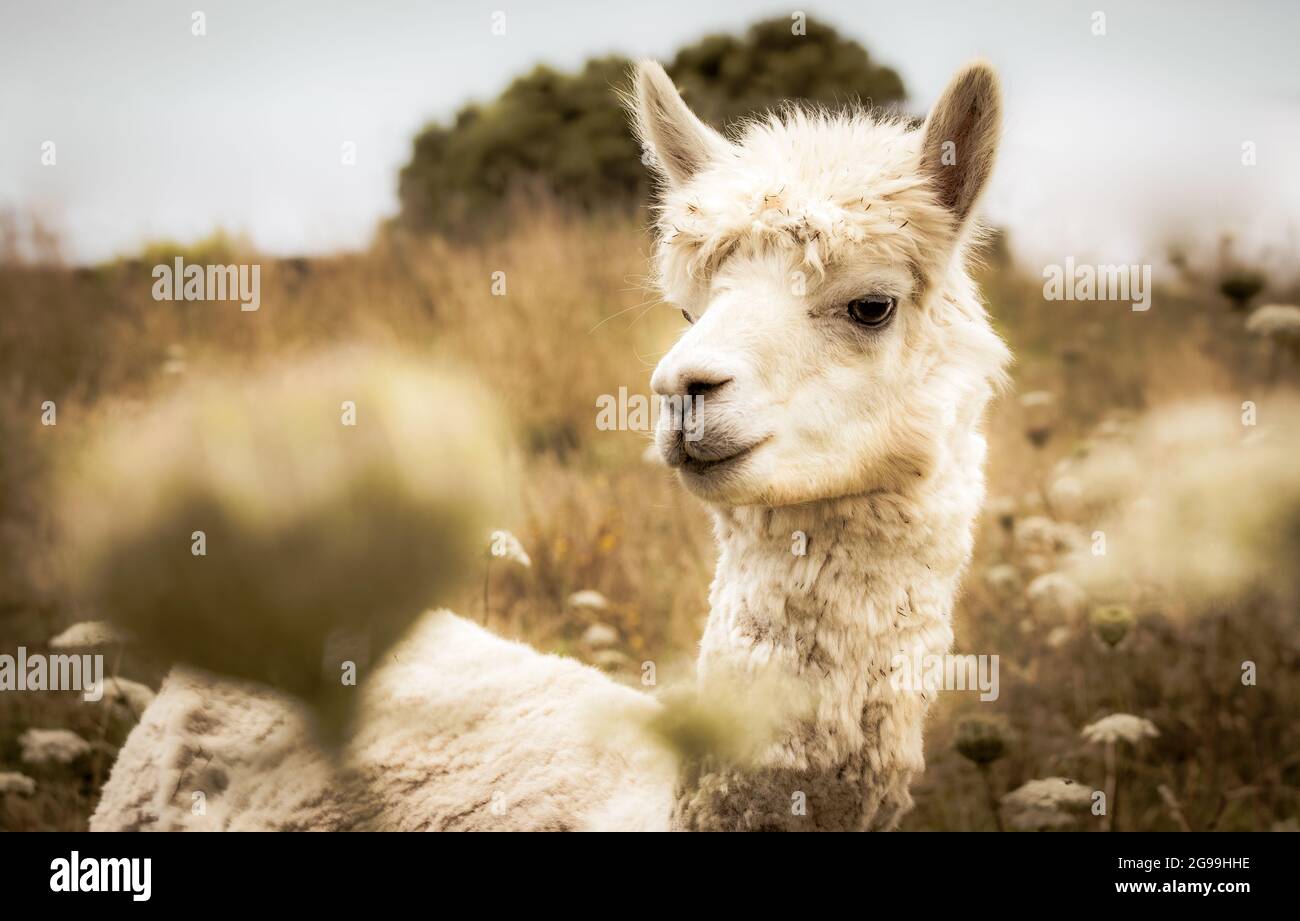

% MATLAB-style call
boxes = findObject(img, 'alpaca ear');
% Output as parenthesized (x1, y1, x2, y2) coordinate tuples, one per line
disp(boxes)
(629, 60, 729, 187)
(919, 61, 1002, 226)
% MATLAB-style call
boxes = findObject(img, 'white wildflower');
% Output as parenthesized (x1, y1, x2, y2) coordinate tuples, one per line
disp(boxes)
(1001, 777, 1092, 831)
(984, 563, 1020, 597)
(1081, 713, 1159, 746)
(1004, 776, 1092, 810)
(1045, 625, 1073, 649)
(58, 348, 506, 734)
(49, 620, 128, 649)
(567, 589, 609, 611)
(1020, 553, 1052, 576)
(100, 677, 156, 715)
(581, 622, 620, 650)
(1014, 515, 1057, 556)
(1068, 398, 1300, 604)
(1047, 475, 1086, 519)
(1016, 516, 1084, 558)
(489, 530, 531, 567)
(591, 649, 633, 671)
(19, 728, 92, 766)
(0, 772, 37, 796)
(1026, 572, 1087, 621)
(1246, 304, 1300, 340)
(1019, 390, 1056, 410)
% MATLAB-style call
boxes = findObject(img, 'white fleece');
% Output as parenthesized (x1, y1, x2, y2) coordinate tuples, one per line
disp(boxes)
(92, 612, 674, 831)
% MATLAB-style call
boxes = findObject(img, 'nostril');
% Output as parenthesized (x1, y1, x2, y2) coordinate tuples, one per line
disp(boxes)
(685, 377, 732, 398)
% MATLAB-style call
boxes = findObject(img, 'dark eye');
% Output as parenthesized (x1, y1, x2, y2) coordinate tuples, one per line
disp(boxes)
(681, 309, 694, 325)
(846, 295, 896, 329)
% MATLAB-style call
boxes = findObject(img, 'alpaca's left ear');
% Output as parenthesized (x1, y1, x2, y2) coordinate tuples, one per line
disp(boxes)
(628, 60, 731, 188)
(919, 61, 1002, 226)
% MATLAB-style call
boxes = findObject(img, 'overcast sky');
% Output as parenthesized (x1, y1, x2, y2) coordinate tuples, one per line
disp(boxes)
(3, 0, 1298, 268)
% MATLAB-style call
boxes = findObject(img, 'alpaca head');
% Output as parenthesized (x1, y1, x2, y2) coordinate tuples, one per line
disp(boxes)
(632, 61, 1011, 508)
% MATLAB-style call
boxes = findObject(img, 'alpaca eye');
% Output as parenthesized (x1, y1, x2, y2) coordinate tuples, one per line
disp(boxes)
(681, 309, 694, 325)
(846, 295, 896, 329)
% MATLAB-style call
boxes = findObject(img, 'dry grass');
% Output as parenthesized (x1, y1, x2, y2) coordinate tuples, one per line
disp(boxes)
(1, 205, 1297, 830)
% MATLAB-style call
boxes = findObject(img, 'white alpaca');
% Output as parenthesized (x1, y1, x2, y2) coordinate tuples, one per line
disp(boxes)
(92, 59, 1008, 832)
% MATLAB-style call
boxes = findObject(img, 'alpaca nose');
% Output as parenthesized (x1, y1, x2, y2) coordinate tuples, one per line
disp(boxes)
(686, 375, 732, 397)
(651, 364, 733, 398)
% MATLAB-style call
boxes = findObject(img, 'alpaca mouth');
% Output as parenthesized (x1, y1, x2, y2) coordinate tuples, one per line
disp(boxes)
(677, 438, 767, 476)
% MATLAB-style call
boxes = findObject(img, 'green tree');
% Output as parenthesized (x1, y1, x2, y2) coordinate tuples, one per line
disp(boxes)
(670, 16, 905, 131)
(396, 17, 906, 235)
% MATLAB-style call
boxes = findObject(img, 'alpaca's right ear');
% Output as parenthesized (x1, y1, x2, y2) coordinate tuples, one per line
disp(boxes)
(628, 60, 729, 187)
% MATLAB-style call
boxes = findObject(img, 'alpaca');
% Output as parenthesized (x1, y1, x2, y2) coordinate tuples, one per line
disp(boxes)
(92, 59, 1008, 832)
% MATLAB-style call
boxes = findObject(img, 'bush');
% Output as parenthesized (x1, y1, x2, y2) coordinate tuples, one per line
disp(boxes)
(396, 17, 906, 235)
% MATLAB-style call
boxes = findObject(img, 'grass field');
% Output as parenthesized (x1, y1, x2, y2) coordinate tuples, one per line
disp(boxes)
(2, 205, 1297, 831)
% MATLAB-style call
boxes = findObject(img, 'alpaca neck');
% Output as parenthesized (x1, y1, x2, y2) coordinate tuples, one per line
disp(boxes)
(671, 443, 984, 831)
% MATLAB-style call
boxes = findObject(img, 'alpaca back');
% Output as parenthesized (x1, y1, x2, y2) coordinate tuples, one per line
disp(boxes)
(92, 611, 673, 831)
